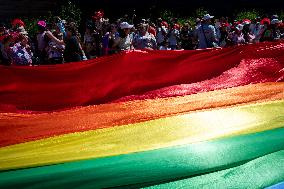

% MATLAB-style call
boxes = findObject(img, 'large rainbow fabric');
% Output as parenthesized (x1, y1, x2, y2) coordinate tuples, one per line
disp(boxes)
(0, 42, 284, 189)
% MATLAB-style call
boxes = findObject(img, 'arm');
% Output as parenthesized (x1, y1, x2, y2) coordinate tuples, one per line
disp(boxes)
(46, 31, 65, 46)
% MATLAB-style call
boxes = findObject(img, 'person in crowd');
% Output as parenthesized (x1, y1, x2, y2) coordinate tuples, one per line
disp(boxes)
(180, 23, 194, 50)
(156, 20, 169, 50)
(219, 22, 231, 47)
(214, 19, 221, 43)
(271, 19, 281, 41)
(10, 19, 25, 32)
(196, 14, 219, 49)
(46, 22, 86, 63)
(148, 22, 157, 37)
(83, 23, 95, 58)
(113, 22, 134, 51)
(252, 21, 264, 43)
(133, 23, 157, 50)
(46, 32, 65, 64)
(108, 24, 120, 53)
(232, 24, 246, 45)
(261, 23, 274, 41)
(168, 23, 180, 50)
(0, 35, 14, 65)
(36, 21, 49, 64)
(242, 22, 255, 43)
(9, 33, 33, 66)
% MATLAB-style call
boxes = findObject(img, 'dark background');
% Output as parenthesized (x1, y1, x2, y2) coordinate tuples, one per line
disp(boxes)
(0, 0, 283, 18)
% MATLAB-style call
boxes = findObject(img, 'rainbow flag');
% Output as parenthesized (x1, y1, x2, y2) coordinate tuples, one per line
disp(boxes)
(0, 42, 283, 188)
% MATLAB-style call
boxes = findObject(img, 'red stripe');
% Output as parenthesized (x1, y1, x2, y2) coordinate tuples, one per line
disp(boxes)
(0, 42, 283, 113)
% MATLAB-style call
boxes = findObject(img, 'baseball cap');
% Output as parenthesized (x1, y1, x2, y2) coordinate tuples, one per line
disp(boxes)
(120, 22, 133, 29)
(203, 14, 214, 20)
(271, 19, 280, 25)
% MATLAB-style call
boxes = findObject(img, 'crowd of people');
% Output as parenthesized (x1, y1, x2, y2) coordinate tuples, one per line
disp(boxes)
(0, 11, 283, 66)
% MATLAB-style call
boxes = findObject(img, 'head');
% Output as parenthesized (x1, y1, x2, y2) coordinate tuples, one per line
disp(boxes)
(120, 22, 133, 35)
(85, 24, 93, 33)
(0, 23, 5, 35)
(235, 24, 243, 34)
(203, 14, 214, 24)
(37, 21, 47, 32)
(111, 24, 117, 33)
(183, 23, 190, 30)
(11, 19, 25, 29)
(138, 24, 148, 35)
(157, 18, 163, 26)
(65, 22, 78, 38)
(196, 18, 201, 25)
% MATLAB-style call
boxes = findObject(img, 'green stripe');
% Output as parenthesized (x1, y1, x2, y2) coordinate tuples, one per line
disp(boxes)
(145, 150, 284, 189)
(0, 128, 284, 189)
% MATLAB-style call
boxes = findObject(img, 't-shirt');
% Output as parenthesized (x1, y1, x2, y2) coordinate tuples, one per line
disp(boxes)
(37, 31, 48, 52)
(133, 32, 157, 50)
(118, 35, 133, 50)
(63, 36, 82, 62)
(197, 24, 217, 49)
(232, 32, 245, 45)
(156, 26, 168, 44)
(168, 29, 180, 46)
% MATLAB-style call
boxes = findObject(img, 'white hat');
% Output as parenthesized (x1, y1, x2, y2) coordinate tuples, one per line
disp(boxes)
(203, 14, 214, 20)
(236, 24, 243, 31)
(271, 19, 280, 24)
(17, 26, 28, 35)
(120, 22, 133, 29)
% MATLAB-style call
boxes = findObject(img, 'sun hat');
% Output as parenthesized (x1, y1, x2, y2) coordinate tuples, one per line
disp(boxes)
(120, 22, 133, 29)
(203, 14, 214, 20)
(271, 19, 280, 25)
(37, 20, 47, 28)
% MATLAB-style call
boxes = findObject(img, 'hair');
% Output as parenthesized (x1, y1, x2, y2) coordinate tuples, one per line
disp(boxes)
(65, 22, 79, 37)
(37, 25, 46, 32)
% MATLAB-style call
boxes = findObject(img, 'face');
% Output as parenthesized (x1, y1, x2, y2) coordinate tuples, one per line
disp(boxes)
(66, 29, 72, 37)
(123, 28, 130, 34)
(139, 26, 147, 33)
(111, 25, 116, 32)
(0, 27, 5, 35)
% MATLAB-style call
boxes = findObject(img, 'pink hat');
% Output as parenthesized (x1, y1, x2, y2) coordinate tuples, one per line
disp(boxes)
(37, 21, 46, 28)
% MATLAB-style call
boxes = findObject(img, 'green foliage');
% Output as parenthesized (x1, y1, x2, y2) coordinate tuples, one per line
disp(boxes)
(235, 9, 261, 21)
(21, 17, 39, 37)
(59, 1, 82, 25)
(278, 10, 284, 21)
(160, 10, 174, 22)
(195, 7, 208, 18)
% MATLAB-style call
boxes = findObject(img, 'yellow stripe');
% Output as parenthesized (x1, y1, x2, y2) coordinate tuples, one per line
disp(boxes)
(0, 100, 283, 171)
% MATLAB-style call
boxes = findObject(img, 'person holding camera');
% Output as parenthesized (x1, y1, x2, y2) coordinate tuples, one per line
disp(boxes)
(112, 22, 134, 51)
(46, 22, 87, 63)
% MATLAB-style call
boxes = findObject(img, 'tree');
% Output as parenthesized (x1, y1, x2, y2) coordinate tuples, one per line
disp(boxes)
(59, 1, 82, 26)
(235, 9, 261, 21)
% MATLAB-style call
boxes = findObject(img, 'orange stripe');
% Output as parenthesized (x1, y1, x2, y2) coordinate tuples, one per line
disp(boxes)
(0, 82, 283, 147)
